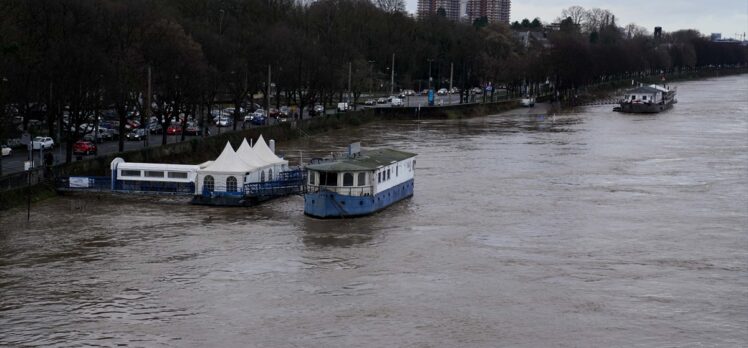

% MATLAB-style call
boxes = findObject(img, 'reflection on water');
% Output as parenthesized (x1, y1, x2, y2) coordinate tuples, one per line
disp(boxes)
(2, 75, 748, 347)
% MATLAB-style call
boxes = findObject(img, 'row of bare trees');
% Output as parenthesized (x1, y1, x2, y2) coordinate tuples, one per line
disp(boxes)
(1, 1, 745, 164)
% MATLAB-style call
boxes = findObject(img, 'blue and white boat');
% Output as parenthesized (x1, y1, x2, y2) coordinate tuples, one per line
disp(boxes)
(304, 143, 417, 218)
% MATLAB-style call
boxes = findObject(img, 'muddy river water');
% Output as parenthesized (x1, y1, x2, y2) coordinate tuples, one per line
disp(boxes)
(1, 75, 747, 347)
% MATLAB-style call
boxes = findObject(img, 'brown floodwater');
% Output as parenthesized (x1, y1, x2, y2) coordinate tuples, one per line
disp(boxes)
(2, 75, 747, 347)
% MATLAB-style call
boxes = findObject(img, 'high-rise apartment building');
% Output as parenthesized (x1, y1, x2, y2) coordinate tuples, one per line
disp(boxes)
(417, 0, 461, 21)
(466, 0, 511, 24)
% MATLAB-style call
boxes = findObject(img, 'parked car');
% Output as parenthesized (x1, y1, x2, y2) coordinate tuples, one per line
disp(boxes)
(125, 128, 147, 141)
(364, 99, 376, 106)
(279, 106, 291, 117)
(313, 104, 324, 115)
(471, 87, 483, 95)
(449, 87, 460, 94)
(376, 97, 388, 104)
(520, 96, 536, 107)
(184, 123, 202, 136)
(250, 114, 267, 126)
(337, 102, 350, 112)
(166, 124, 182, 135)
(246, 109, 266, 122)
(73, 140, 97, 156)
(437, 88, 448, 95)
(215, 116, 232, 127)
(1, 145, 11, 157)
(404, 89, 416, 96)
(390, 97, 404, 106)
(268, 107, 280, 118)
(31, 136, 54, 150)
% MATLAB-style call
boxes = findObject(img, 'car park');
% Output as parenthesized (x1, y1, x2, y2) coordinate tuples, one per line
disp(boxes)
(73, 140, 97, 156)
(31, 136, 54, 150)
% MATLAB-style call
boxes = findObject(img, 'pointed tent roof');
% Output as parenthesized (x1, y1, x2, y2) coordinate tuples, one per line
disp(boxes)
(236, 138, 268, 168)
(200, 142, 252, 173)
(253, 135, 287, 165)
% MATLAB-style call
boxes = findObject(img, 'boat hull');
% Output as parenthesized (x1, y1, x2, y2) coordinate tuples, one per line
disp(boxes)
(618, 101, 673, 113)
(304, 179, 414, 218)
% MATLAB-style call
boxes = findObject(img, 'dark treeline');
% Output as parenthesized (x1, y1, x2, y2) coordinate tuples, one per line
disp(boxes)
(0, 1, 746, 163)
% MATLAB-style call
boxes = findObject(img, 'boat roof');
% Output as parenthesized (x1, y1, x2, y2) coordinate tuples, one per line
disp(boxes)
(118, 162, 200, 171)
(306, 148, 416, 172)
(627, 86, 661, 94)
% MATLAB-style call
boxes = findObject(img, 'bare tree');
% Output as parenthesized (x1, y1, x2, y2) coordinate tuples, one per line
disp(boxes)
(375, 0, 405, 13)
(559, 5, 586, 26)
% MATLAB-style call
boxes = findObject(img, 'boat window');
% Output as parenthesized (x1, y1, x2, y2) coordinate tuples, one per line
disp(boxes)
(309, 171, 316, 185)
(642, 95, 647, 100)
(412, 160, 416, 170)
(121, 170, 141, 177)
(204, 175, 214, 192)
(322, 172, 338, 186)
(343, 173, 354, 186)
(168, 172, 188, 179)
(387, 169, 391, 180)
(357, 173, 366, 186)
(268, 168, 273, 181)
(226, 176, 238, 192)
(261, 171, 265, 182)
(145, 170, 164, 178)
(378, 172, 381, 183)
(396, 166, 398, 176)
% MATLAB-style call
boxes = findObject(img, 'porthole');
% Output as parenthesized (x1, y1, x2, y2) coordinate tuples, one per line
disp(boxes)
(359, 200, 364, 206)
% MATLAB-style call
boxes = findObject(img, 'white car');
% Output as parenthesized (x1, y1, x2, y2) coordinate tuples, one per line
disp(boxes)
(520, 96, 536, 107)
(337, 102, 350, 112)
(390, 97, 404, 106)
(31, 136, 54, 150)
(437, 88, 448, 95)
(1, 145, 11, 157)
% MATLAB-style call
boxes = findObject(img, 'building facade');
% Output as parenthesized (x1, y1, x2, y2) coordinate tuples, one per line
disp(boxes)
(466, 0, 510, 24)
(417, 0, 461, 21)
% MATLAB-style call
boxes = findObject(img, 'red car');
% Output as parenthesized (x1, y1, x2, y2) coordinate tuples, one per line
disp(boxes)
(166, 125, 182, 135)
(73, 140, 97, 156)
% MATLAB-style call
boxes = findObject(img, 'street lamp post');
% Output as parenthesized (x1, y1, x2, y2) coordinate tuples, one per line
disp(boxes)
(427, 59, 434, 90)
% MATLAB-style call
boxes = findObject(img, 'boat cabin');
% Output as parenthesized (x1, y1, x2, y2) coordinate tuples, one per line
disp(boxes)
(306, 148, 416, 197)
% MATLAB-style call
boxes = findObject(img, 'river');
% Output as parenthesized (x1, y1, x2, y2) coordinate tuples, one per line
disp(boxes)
(2, 75, 747, 347)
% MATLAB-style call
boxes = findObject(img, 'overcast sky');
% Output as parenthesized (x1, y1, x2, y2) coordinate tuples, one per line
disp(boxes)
(405, 0, 748, 39)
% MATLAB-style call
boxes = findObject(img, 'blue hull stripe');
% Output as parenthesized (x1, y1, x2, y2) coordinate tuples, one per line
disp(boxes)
(304, 179, 414, 218)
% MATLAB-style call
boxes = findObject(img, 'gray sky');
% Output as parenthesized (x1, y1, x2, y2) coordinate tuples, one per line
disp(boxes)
(405, 0, 748, 39)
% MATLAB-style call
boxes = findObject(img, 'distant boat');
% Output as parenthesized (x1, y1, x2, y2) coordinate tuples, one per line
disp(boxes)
(617, 84, 677, 113)
(304, 143, 417, 218)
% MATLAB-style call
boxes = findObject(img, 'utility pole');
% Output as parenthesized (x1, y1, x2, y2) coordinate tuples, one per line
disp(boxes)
(266, 65, 272, 110)
(449, 62, 453, 105)
(347, 61, 352, 102)
(390, 53, 395, 96)
(427, 59, 434, 90)
(145, 65, 151, 147)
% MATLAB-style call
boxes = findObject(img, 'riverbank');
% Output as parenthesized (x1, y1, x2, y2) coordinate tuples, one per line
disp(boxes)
(0, 99, 520, 210)
(567, 67, 748, 108)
